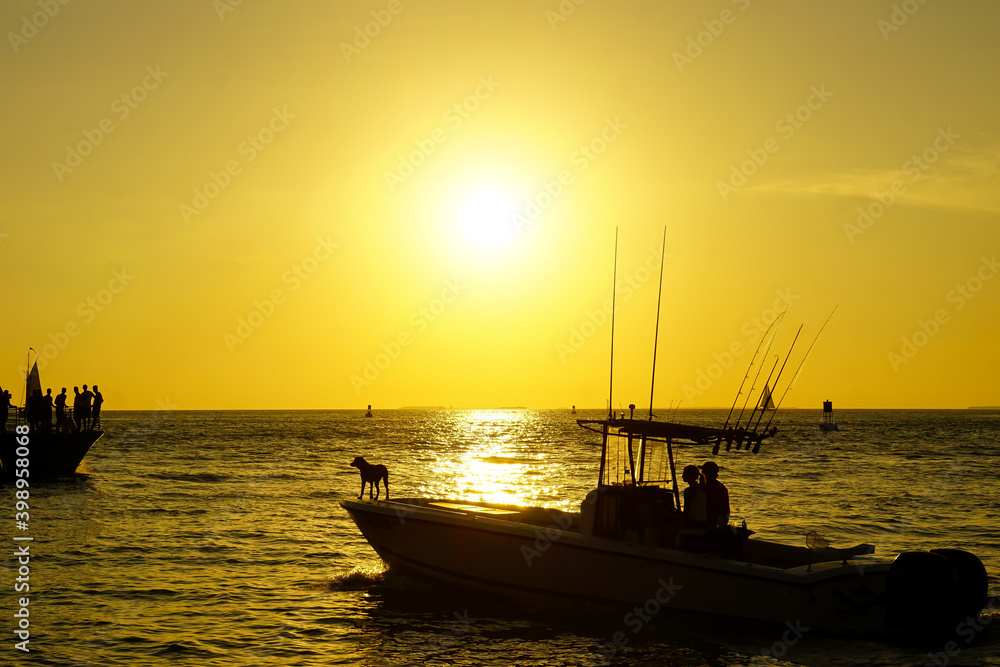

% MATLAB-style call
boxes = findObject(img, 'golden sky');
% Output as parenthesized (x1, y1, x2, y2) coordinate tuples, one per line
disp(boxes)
(2, 0, 998, 410)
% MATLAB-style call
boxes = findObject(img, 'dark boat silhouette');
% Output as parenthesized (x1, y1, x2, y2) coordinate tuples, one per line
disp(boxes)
(1, 429, 102, 477)
(1, 360, 102, 478)
(341, 231, 987, 637)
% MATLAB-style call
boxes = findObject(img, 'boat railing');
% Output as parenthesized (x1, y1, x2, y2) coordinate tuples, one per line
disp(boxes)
(4, 405, 103, 433)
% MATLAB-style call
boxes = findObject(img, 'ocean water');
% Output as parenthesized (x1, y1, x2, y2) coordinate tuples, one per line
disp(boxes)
(3, 408, 999, 667)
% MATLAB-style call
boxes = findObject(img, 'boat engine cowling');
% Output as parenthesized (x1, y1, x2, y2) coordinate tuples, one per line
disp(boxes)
(884, 549, 988, 630)
(930, 548, 990, 619)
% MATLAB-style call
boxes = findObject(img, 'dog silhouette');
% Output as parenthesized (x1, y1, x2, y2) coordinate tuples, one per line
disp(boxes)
(350, 456, 389, 500)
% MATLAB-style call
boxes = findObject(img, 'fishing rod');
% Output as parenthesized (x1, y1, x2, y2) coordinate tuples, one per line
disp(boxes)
(739, 353, 779, 449)
(722, 311, 786, 432)
(749, 324, 804, 442)
(715, 313, 781, 454)
(763, 306, 839, 433)
(607, 228, 619, 420)
(732, 313, 786, 437)
(647, 227, 667, 421)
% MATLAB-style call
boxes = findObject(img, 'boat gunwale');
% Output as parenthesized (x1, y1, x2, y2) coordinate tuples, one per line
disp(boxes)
(339, 497, 889, 587)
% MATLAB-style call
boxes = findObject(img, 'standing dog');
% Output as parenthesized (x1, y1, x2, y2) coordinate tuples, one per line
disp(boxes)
(350, 456, 389, 500)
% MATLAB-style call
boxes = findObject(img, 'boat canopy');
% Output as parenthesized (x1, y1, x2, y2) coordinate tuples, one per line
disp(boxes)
(577, 418, 727, 445)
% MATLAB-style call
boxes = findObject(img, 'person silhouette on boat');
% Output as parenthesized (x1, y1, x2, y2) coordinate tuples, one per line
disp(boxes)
(674, 464, 710, 550)
(26, 389, 42, 430)
(702, 461, 731, 527)
(91, 385, 103, 430)
(42, 388, 54, 430)
(72, 386, 82, 431)
(80, 384, 94, 430)
(0, 389, 12, 433)
(55, 388, 68, 431)
(681, 464, 708, 529)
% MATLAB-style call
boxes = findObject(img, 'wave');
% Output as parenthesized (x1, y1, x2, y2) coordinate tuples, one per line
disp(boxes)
(144, 472, 231, 483)
(323, 562, 389, 591)
(478, 455, 541, 464)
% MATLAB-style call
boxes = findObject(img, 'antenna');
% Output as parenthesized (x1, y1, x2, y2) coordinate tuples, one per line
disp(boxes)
(648, 227, 667, 420)
(607, 228, 619, 419)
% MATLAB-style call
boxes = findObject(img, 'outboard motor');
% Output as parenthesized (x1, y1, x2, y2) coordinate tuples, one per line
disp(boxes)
(930, 548, 990, 619)
(884, 549, 988, 630)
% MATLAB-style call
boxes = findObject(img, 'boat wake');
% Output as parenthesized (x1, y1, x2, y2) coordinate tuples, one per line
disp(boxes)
(324, 561, 390, 591)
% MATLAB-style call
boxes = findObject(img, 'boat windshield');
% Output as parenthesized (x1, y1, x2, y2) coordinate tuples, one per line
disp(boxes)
(600, 430, 672, 487)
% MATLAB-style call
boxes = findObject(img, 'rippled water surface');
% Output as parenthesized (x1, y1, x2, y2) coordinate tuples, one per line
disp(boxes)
(4, 409, 999, 666)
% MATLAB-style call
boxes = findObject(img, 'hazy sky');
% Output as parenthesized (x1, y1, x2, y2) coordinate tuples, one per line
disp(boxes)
(2, 1, 998, 410)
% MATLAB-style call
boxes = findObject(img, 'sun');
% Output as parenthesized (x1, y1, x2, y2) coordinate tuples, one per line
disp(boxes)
(458, 190, 515, 252)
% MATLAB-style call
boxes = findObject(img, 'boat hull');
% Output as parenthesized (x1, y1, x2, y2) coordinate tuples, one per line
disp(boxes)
(1, 430, 103, 478)
(339, 498, 926, 636)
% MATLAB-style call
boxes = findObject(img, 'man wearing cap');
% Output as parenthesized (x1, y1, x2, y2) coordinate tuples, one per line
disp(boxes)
(702, 461, 730, 527)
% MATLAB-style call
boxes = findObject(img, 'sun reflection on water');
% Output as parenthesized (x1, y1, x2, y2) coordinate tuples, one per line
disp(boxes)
(418, 409, 561, 506)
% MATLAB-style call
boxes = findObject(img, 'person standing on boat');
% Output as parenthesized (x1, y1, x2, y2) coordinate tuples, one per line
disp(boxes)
(55, 388, 68, 431)
(42, 388, 54, 430)
(80, 384, 94, 430)
(681, 464, 708, 528)
(702, 461, 731, 527)
(26, 389, 41, 430)
(72, 386, 82, 431)
(91, 385, 104, 430)
(0, 389, 12, 433)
